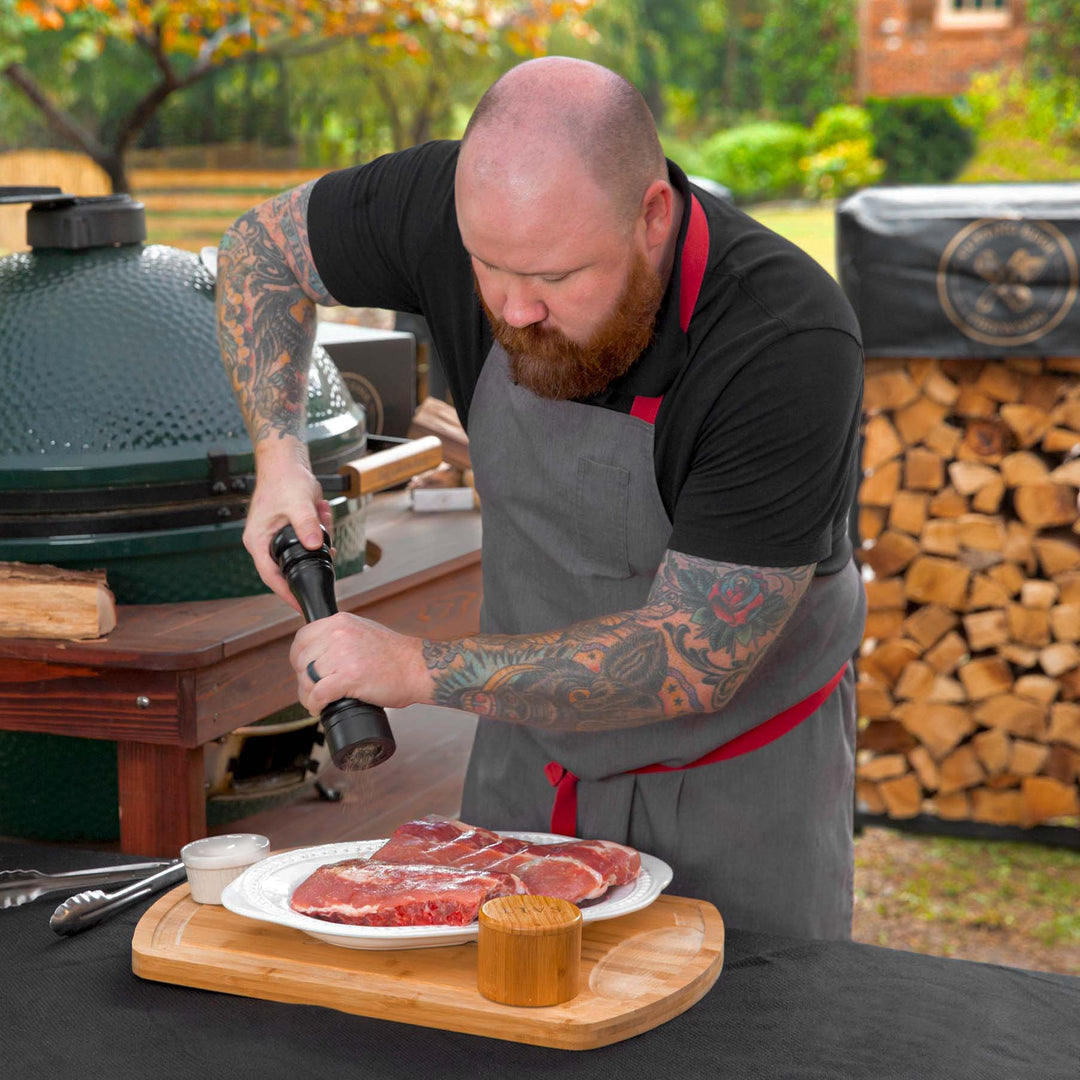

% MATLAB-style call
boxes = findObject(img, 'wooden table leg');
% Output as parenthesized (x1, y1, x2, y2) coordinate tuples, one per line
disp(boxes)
(117, 742, 206, 857)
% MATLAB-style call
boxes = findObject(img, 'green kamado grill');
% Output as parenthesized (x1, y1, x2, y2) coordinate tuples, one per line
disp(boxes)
(0, 187, 371, 840)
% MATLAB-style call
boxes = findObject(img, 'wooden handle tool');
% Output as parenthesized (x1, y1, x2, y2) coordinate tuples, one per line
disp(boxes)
(337, 435, 443, 498)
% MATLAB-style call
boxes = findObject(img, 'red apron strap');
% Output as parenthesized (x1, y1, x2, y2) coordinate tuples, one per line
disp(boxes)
(630, 193, 710, 425)
(544, 662, 847, 837)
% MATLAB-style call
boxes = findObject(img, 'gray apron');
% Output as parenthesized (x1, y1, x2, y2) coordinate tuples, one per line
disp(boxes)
(460, 342, 865, 940)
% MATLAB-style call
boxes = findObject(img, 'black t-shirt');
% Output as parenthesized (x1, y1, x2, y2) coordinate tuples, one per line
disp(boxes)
(308, 140, 863, 574)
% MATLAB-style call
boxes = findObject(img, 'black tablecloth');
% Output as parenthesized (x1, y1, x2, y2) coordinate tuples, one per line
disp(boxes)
(4, 841, 1078, 1079)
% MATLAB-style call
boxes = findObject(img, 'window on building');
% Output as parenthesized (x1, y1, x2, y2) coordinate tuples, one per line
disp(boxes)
(937, 0, 1012, 28)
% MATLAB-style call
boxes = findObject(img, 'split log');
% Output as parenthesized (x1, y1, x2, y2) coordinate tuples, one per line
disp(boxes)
(923, 631, 968, 675)
(902, 605, 958, 650)
(860, 461, 902, 507)
(927, 486, 968, 517)
(1013, 674, 1059, 708)
(972, 695, 1046, 739)
(905, 447, 946, 491)
(1020, 580, 1059, 609)
(1048, 703, 1080, 750)
(973, 727, 1010, 775)
(971, 788, 1025, 826)
(1008, 740, 1049, 776)
(855, 682, 895, 722)
(862, 531, 921, 577)
(1050, 603, 1080, 642)
(892, 702, 974, 759)
(865, 368, 920, 412)
(924, 422, 962, 458)
(864, 578, 907, 609)
(1039, 642, 1080, 678)
(905, 557, 970, 610)
(1014, 484, 1077, 529)
(0, 562, 117, 640)
(856, 780, 886, 814)
(1000, 403, 1050, 448)
(961, 610, 1008, 651)
(1006, 605, 1051, 647)
(1000, 451, 1049, 487)
(908, 745, 940, 791)
(856, 754, 909, 782)
(863, 414, 904, 471)
(877, 773, 923, 818)
(888, 491, 929, 536)
(937, 744, 986, 795)
(895, 397, 949, 446)
(957, 656, 1013, 701)
(930, 791, 971, 819)
(857, 719, 916, 752)
(1022, 775, 1080, 825)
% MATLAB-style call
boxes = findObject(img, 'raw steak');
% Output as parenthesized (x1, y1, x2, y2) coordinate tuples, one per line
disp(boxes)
(371, 819, 641, 904)
(289, 858, 526, 927)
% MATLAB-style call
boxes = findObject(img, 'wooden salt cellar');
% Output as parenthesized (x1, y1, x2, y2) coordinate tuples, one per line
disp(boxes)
(477, 895, 582, 1007)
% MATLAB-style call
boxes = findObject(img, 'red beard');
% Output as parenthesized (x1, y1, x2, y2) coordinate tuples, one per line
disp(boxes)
(477, 251, 663, 400)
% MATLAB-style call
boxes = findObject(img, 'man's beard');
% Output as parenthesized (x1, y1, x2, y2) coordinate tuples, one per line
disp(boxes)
(477, 251, 663, 401)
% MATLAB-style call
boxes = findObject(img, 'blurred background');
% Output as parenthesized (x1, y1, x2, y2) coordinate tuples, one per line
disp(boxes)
(1, 0, 1077, 973)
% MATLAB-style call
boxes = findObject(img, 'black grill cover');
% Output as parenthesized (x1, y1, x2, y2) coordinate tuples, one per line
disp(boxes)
(837, 184, 1080, 357)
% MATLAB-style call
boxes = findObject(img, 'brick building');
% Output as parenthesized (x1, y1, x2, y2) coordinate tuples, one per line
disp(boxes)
(857, 0, 1029, 99)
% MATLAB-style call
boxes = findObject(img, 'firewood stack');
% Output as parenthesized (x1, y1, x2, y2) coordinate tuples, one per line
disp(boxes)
(856, 356, 1080, 829)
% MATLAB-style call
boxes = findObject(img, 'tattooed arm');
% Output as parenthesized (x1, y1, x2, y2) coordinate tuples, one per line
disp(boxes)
(216, 181, 338, 608)
(292, 551, 815, 732)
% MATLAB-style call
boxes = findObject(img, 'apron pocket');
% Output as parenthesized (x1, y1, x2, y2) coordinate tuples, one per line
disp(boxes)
(572, 457, 631, 578)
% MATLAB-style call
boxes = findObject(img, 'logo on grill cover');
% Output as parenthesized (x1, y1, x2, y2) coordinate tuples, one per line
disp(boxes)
(937, 218, 1078, 346)
(340, 371, 385, 435)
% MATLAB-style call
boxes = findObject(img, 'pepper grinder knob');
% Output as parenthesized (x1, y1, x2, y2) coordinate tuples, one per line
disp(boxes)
(270, 524, 396, 771)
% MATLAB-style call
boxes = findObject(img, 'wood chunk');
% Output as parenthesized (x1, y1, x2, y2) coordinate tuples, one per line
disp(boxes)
(1003, 523, 1036, 572)
(1014, 484, 1077, 529)
(998, 643, 1041, 669)
(973, 727, 1011, 775)
(971, 788, 1025, 825)
(1042, 427, 1080, 454)
(862, 531, 921, 577)
(908, 745, 940, 791)
(1013, 674, 1060, 708)
(941, 358, 984, 383)
(864, 368, 921, 412)
(862, 414, 904, 471)
(1020, 580, 1059, 609)
(878, 773, 923, 818)
(927, 486, 968, 518)
(1056, 667, 1080, 702)
(920, 520, 960, 557)
(892, 702, 974, 759)
(1048, 702, 1080, 750)
(906, 357, 937, 386)
(859, 461, 902, 507)
(1052, 398, 1080, 429)
(924, 631, 968, 675)
(948, 461, 1000, 496)
(858, 507, 887, 543)
(1007, 604, 1051, 647)
(957, 421, 1010, 465)
(865, 609, 906, 639)
(1001, 403, 1051, 448)
(959, 548, 1004, 573)
(856, 780, 886, 814)
(957, 514, 1006, 552)
(1008, 739, 1049, 776)
(1000, 451, 1050, 487)
(976, 363, 1023, 403)
(895, 397, 949, 447)
(1034, 537, 1080, 577)
(973, 694, 1047, 739)
(902, 605, 958, 650)
(857, 754, 909, 781)
(967, 575, 1011, 610)
(987, 562, 1026, 597)
(855, 682, 895, 722)
(1049, 459, 1080, 487)
(408, 396, 471, 470)
(894, 660, 936, 700)
(958, 656, 1014, 701)
(938, 744, 986, 795)
(888, 491, 929, 536)
(931, 791, 972, 820)
(1055, 570, 1080, 604)
(1022, 776, 1080, 825)
(1020, 373, 1066, 410)
(861, 639, 924, 686)
(1044, 744, 1080, 785)
(986, 772, 1022, 789)
(923, 370, 960, 407)
(905, 557, 970, 610)
(971, 476, 1006, 514)
(928, 676, 967, 704)
(1039, 642, 1080, 678)
(955, 386, 997, 419)
(923, 422, 962, 459)
(1050, 603, 1080, 642)
(905, 447, 945, 492)
(864, 578, 907, 610)
(0, 562, 117, 640)
(1046, 357, 1080, 374)
(856, 718, 915, 752)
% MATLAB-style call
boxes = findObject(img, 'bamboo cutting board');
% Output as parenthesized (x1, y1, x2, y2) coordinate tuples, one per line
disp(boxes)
(132, 884, 724, 1050)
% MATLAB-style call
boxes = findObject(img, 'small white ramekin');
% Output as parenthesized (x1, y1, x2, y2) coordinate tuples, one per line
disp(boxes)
(180, 833, 270, 904)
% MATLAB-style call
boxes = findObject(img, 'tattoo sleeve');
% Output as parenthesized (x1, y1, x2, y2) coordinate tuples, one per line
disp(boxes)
(422, 552, 815, 732)
(216, 180, 335, 446)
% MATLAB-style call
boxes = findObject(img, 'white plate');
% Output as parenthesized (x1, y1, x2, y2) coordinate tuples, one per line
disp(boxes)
(221, 831, 673, 950)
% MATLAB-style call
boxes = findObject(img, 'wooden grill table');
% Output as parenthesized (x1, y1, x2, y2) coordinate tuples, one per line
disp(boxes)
(0, 494, 482, 855)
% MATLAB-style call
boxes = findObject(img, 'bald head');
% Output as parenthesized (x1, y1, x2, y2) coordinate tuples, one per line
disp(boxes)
(460, 58, 667, 227)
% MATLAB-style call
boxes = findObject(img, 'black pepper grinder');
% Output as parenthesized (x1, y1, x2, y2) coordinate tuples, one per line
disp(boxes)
(271, 524, 396, 771)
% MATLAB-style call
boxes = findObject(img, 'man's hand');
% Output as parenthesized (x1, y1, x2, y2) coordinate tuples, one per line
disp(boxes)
(290, 612, 433, 714)
(243, 437, 333, 612)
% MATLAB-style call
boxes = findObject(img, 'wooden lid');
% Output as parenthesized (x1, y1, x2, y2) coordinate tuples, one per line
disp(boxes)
(479, 895, 582, 936)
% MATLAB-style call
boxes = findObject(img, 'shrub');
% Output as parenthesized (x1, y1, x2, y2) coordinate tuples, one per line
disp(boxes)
(808, 105, 873, 153)
(801, 137, 884, 199)
(865, 96, 976, 183)
(696, 122, 809, 203)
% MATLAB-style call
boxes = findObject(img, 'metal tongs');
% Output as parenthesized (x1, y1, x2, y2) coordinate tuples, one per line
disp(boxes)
(0, 862, 173, 909)
(49, 861, 187, 936)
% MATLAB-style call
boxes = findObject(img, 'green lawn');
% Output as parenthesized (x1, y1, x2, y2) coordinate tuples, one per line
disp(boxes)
(746, 202, 837, 278)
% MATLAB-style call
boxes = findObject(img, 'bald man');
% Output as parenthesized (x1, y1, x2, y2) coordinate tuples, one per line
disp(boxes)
(217, 58, 866, 940)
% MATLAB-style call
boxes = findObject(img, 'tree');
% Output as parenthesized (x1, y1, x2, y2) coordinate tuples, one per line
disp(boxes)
(0, 0, 593, 192)
(1026, 0, 1080, 84)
